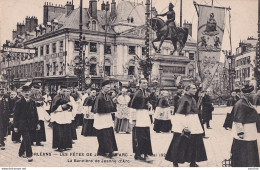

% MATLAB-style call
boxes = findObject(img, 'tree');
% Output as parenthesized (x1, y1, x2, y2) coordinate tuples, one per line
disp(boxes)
(138, 57, 153, 81)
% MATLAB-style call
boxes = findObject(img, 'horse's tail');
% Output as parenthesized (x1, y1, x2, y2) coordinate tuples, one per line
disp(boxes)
(183, 27, 189, 44)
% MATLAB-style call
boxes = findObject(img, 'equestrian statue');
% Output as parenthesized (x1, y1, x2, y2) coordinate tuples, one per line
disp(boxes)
(150, 3, 189, 55)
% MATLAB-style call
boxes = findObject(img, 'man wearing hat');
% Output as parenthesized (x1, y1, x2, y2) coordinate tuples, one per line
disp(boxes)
(230, 85, 260, 167)
(9, 91, 22, 143)
(223, 90, 240, 130)
(13, 85, 40, 162)
(91, 80, 118, 158)
(30, 84, 49, 146)
(129, 78, 153, 162)
(156, 2, 176, 38)
(0, 88, 11, 150)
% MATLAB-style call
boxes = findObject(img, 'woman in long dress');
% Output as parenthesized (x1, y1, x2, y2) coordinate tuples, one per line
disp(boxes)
(153, 91, 172, 133)
(114, 88, 132, 133)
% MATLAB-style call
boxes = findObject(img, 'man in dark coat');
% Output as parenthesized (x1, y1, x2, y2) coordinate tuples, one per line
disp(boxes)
(9, 91, 21, 143)
(173, 89, 182, 114)
(201, 90, 214, 129)
(14, 85, 40, 162)
(129, 78, 153, 162)
(0, 88, 11, 150)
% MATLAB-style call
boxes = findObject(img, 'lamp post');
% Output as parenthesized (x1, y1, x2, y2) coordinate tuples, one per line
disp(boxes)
(159, 67, 163, 90)
(227, 54, 234, 92)
(102, 1, 110, 78)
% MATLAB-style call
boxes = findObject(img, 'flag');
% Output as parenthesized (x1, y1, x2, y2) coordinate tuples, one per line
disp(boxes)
(196, 4, 226, 90)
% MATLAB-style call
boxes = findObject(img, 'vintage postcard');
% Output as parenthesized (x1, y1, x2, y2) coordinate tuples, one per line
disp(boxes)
(0, 0, 259, 168)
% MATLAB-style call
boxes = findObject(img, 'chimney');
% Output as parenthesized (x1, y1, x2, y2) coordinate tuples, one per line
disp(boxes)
(65, 1, 74, 15)
(89, 0, 97, 19)
(12, 30, 17, 40)
(110, 0, 116, 20)
(17, 22, 26, 36)
(25, 16, 31, 32)
(183, 20, 192, 37)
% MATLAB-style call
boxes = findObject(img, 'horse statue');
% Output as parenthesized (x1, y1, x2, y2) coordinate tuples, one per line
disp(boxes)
(150, 17, 189, 55)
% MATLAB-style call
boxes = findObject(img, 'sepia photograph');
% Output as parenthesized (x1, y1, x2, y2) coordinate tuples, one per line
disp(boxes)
(0, 0, 259, 168)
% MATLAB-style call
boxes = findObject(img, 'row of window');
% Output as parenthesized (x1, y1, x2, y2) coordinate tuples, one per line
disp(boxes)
(38, 41, 64, 56)
(235, 67, 250, 79)
(46, 62, 64, 76)
(74, 41, 148, 56)
(235, 56, 250, 67)
(8, 62, 44, 79)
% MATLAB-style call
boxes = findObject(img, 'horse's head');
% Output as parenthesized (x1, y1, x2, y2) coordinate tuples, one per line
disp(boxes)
(149, 17, 166, 31)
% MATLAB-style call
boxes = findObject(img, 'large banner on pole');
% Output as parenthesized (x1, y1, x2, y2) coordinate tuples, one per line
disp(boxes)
(196, 4, 226, 90)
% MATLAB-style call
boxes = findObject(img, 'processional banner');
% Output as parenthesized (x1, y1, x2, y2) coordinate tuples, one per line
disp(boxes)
(196, 4, 226, 90)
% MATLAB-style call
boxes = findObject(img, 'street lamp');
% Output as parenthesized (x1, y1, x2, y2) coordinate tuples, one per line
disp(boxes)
(159, 67, 163, 90)
(227, 54, 234, 92)
(103, 1, 110, 78)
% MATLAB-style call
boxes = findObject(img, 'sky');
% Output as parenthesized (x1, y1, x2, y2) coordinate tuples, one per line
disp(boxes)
(0, 0, 258, 60)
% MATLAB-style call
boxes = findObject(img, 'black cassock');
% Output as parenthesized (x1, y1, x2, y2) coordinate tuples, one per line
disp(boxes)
(91, 92, 118, 155)
(81, 96, 96, 137)
(130, 89, 153, 156)
(231, 98, 260, 167)
(0, 95, 11, 143)
(50, 95, 73, 150)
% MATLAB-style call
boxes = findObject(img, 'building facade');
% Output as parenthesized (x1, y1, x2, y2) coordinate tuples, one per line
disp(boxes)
(234, 37, 257, 89)
(1, 0, 197, 92)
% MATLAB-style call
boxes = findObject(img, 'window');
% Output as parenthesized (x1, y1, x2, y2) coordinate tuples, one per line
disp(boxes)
(74, 41, 80, 51)
(128, 66, 135, 75)
(52, 43, 56, 53)
(53, 62, 56, 75)
(60, 41, 63, 52)
(46, 45, 49, 54)
(104, 66, 111, 76)
(104, 45, 111, 54)
(40, 46, 44, 56)
(129, 46, 136, 55)
(248, 67, 250, 77)
(90, 64, 97, 75)
(92, 20, 96, 31)
(142, 47, 146, 56)
(46, 64, 50, 76)
(35, 48, 38, 57)
(90, 42, 97, 53)
(189, 53, 195, 60)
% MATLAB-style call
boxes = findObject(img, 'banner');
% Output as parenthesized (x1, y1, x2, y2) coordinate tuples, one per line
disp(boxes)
(196, 4, 226, 90)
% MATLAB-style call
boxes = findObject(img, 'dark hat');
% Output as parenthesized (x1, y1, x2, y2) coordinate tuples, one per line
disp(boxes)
(60, 84, 67, 89)
(21, 85, 31, 92)
(169, 2, 174, 7)
(234, 88, 241, 93)
(32, 83, 41, 89)
(101, 80, 110, 87)
(241, 85, 254, 94)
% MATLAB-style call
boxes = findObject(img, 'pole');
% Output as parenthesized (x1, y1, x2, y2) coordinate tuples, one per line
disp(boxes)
(78, 0, 84, 91)
(104, 5, 108, 78)
(212, 0, 214, 6)
(257, 0, 260, 87)
(145, 0, 150, 82)
(7, 54, 10, 91)
(180, 0, 183, 27)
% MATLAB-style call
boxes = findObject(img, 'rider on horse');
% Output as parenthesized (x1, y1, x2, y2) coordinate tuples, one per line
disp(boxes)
(156, 3, 176, 38)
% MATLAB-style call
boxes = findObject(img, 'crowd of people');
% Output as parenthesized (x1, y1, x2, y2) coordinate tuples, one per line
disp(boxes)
(0, 80, 259, 167)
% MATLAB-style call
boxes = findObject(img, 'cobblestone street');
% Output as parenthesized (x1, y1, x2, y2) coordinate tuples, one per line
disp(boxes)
(1, 107, 260, 167)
